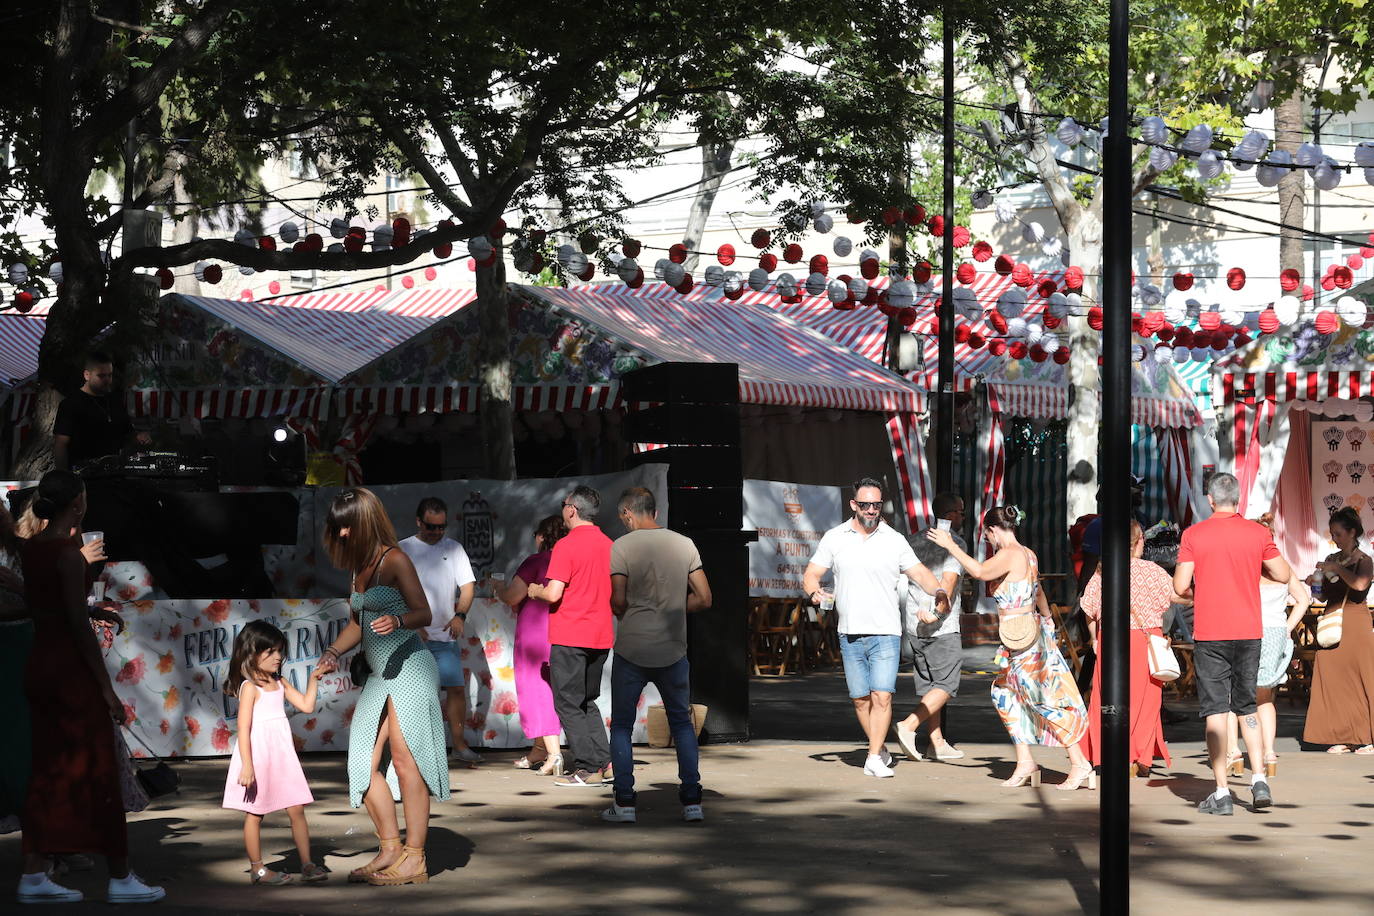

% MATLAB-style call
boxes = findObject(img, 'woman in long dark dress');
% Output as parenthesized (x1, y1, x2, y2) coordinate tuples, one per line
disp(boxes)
(16, 471, 163, 905)
(1303, 507, 1374, 752)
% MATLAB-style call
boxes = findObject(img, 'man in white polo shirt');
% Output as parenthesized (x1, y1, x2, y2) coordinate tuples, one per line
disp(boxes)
(804, 477, 949, 778)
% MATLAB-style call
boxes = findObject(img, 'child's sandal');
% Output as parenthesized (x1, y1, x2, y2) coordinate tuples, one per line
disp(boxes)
(347, 836, 401, 883)
(249, 862, 293, 886)
(300, 862, 328, 883)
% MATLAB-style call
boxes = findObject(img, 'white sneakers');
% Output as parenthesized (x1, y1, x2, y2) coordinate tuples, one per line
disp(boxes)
(599, 802, 637, 823)
(682, 804, 705, 822)
(107, 872, 165, 904)
(894, 725, 924, 762)
(17, 872, 82, 904)
(863, 753, 895, 778)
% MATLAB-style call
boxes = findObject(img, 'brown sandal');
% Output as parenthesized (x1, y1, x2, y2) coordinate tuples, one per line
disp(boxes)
(347, 835, 401, 883)
(366, 845, 428, 886)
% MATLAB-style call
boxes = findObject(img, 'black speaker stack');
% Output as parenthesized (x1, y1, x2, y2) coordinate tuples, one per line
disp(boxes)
(624, 362, 754, 743)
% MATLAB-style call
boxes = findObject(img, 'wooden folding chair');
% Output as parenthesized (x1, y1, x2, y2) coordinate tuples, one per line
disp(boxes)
(749, 598, 805, 676)
(1167, 644, 1197, 698)
(1050, 604, 1087, 677)
(801, 604, 842, 670)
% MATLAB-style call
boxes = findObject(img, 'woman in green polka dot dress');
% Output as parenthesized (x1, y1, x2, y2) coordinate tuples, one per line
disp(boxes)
(316, 488, 449, 887)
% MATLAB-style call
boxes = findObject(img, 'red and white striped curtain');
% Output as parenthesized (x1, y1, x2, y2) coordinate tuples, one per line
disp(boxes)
(288, 414, 377, 485)
(981, 387, 1007, 515)
(1156, 425, 1197, 527)
(885, 411, 934, 533)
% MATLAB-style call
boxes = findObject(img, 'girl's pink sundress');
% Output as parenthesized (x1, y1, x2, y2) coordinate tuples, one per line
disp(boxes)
(223, 684, 314, 815)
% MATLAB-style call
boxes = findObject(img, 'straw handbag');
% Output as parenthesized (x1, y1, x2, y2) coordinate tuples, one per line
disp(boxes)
(1316, 608, 1344, 648)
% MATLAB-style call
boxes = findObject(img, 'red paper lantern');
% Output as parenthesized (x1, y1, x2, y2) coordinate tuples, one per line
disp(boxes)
(751, 228, 772, 249)
(202, 264, 222, 285)
(1226, 267, 1246, 290)
(258, 236, 276, 251)
(898, 307, 918, 327)
(1234, 332, 1252, 347)
(1063, 266, 1084, 290)
(13, 291, 33, 313)
(1210, 335, 1227, 351)
(345, 228, 366, 252)
(669, 243, 688, 264)
(1053, 349, 1071, 365)
(1280, 268, 1300, 291)
(951, 226, 970, 248)
(1349, 254, 1365, 271)
(268, 280, 282, 295)
(578, 263, 595, 282)
(392, 217, 411, 247)
(1193, 331, 1211, 348)
(304, 232, 323, 252)
(988, 311, 1009, 333)
(954, 325, 971, 344)
(1009, 341, 1029, 359)
(1172, 272, 1194, 291)
(718, 244, 737, 266)
(1258, 308, 1279, 334)
(1302, 284, 1315, 301)
(1316, 310, 1339, 334)
(783, 243, 803, 263)
(401, 275, 415, 289)
(971, 240, 994, 262)
(967, 332, 985, 349)
(1174, 327, 1194, 347)
(724, 283, 744, 300)
(1036, 279, 1057, 299)
(862, 286, 880, 305)
(622, 239, 641, 258)
(879, 302, 899, 318)
(927, 214, 945, 237)
(760, 253, 778, 271)
(424, 267, 438, 281)
(914, 261, 933, 283)
(156, 268, 174, 290)
(906, 205, 927, 225)
(676, 274, 694, 295)
(809, 254, 829, 276)
(529, 252, 545, 274)
(994, 255, 1015, 276)
(1322, 276, 1337, 291)
(956, 263, 976, 285)
(1131, 315, 1143, 335)
(627, 268, 645, 290)
(435, 242, 453, 258)
(1029, 344, 1048, 363)
(489, 218, 507, 240)
(1011, 263, 1034, 288)
(1362, 246, 1374, 259)
(1157, 326, 1175, 342)
(1087, 306, 1104, 330)
(833, 298, 857, 311)
(881, 206, 902, 226)
(1141, 312, 1164, 334)
(860, 258, 880, 280)
(989, 339, 1007, 356)
(1043, 313, 1062, 330)
(1334, 265, 1354, 289)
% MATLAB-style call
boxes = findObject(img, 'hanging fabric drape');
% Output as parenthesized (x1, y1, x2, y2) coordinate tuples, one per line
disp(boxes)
(1155, 426, 1197, 527)
(971, 386, 1007, 552)
(1271, 409, 1321, 575)
(885, 411, 934, 533)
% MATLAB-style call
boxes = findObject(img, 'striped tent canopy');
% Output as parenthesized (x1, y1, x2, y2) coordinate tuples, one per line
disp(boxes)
(0, 315, 45, 387)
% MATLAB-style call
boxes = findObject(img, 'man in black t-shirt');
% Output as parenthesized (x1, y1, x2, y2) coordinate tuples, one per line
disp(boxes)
(52, 351, 147, 470)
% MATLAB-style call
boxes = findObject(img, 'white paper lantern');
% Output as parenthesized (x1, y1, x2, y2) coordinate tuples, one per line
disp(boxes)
(1365, 167, 1374, 187)
(1024, 322, 1044, 345)
(806, 272, 828, 296)
(858, 248, 879, 264)
(997, 287, 1027, 318)
(1020, 221, 1045, 244)
(776, 272, 798, 297)
(915, 280, 934, 297)
(617, 258, 639, 283)
(1243, 311, 1261, 331)
(1008, 317, 1029, 338)
(1056, 117, 1085, 147)
(663, 261, 685, 287)
(1181, 123, 1214, 154)
(1296, 142, 1323, 167)
(833, 236, 853, 257)
(329, 218, 349, 239)
(239, 265, 255, 275)
(1256, 149, 1292, 187)
(813, 214, 834, 234)
(1356, 141, 1374, 169)
(704, 265, 726, 287)
(748, 268, 770, 291)
(888, 280, 916, 309)
(724, 271, 744, 293)
(1061, 247, 1072, 267)
(1234, 130, 1270, 169)
(1337, 295, 1366, 326)
(1041, 332, 1061, 353)
(1197, 150, 1224, 180)
(1221, 305, 1245, 326)
(1173, 346, 1190, 363)
(7, 264, 28, 285)
(809, 201, 827, 218)
(1154, 344, 1173, 364)
(1041, 236, 1064, 259)
(372, 225, 394, 250)
(653, 258, 669, 281)
(1186, 298, 1203, 320)
(1099, 116, 1110, 138)
(1272, 295, 1300, 326)
(1313, 157, 1342, 190)
(1140, 116, 1167, 145)
(994, 196, 1017, 224)
(193, 260, 208, 281)
(1132, 344, 1148, 362)
(1047, 292, 1070, 319)
(1192, 347, 1210, 362)
(826, 279, 849, 303)
(1065, 292, 1083, 313)
(470, 236, 495, 264)
(48, 262, 62, 283)
(1149, 146, 1178, 171)
(327, 243, 342, 254)
(848, 277, 869, 299)
(953, 286, 978, 309)
(971, 189, 994, 209)
(557, 244, 576, 267)
(234, 229, 256, 246)
(1163, 298, 1187, 325)
(279, 221, 300, 243)
(1138, 283, 1163, 307)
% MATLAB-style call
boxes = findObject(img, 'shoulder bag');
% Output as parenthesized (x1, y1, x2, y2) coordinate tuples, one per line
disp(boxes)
(123, 724, 180, 799)
(1317, 607, 1344, 648)
(1146, 633, 1181, 682)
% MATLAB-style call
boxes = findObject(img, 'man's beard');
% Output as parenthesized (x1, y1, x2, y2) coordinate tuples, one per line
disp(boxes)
(860, 514, 879, 532)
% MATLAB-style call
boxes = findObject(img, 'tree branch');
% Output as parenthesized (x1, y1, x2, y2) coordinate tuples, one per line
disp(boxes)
(369, 108, 475, 218)
(1005, 52, 1082, 232)
(418, 101, 482, 201)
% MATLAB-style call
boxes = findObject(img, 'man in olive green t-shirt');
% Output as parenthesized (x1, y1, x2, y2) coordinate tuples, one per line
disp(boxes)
(602, 487, 712, 825)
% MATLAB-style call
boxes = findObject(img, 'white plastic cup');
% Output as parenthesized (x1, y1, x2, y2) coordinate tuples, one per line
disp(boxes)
(89, 581, 106, 603)
(81, 531, 103, 546)
(819, 588, 835, 611)
(937, 519, 952, 531)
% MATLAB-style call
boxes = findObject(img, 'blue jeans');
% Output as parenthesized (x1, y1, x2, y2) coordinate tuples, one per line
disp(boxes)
(609, 654, 701, 808)
(839, 634, 901, 698)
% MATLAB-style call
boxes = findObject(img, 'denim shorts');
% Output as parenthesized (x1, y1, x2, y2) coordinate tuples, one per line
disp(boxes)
(839, 634, 902, 698)
(425, 639, 464, 687)
(1194, 639, 1261, 718)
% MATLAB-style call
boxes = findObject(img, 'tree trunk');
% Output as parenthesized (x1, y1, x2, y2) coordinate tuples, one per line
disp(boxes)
(475, 253, 515, 479)
(170, 171, 201, 294)
(681, 139, 735, 274)
(1066, 214, 1104, 523)
(1274, 89, 1306, 279)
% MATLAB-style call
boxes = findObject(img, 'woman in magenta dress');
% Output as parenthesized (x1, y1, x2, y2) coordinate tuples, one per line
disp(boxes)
(498, 515, 567, 776)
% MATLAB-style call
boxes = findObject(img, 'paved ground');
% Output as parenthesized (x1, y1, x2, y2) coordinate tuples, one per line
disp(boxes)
(5, 656, 1373, 914)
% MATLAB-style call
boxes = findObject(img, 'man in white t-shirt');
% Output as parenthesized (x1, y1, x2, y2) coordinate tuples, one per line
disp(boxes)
(895, 492, 966, 764)
(399, 496, 479, 765)
(803, 477, 948, 779)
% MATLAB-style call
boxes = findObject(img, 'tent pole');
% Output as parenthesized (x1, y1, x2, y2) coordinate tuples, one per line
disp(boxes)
(936, 4, 956, 497)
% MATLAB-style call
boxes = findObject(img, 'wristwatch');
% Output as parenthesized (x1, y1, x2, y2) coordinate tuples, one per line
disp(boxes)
(454, 612, 468, 620)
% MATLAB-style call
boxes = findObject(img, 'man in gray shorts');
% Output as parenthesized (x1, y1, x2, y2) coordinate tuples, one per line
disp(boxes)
(895, 493, 966, 762)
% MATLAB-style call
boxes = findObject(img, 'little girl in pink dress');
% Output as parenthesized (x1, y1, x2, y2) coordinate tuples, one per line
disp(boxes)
(222, 621, 326, 885)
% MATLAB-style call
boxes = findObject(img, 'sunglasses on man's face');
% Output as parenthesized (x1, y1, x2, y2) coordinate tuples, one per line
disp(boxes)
(421, 521, 447, 532)
(854, 501, 883, 510)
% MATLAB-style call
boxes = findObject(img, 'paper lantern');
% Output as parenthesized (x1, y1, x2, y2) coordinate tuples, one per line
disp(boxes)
(748, 268, 769, 291)
(807, 272, 829, 296)
(1210, 335, 1228, 351)
(914, 261, 933, 284)
(1356, 141, 1374, 169)
(1323, 276, 1337, 292)
(881, 206, 902, 226)
(1313, 157, 1342, 190)
(1041, 332, 1061, 353)
(1172, 272, 1194, 291)
(1233, 129, 1269, 169)
(1302, 284, 1315, 301)
(13, 290, 34, 313)
(1274, 296, 1301, 325)
(1036, 278, 1057, 300)
(971, 240, 994, 262)
(565, 251, 589, 277)
(1174, 326, 1194, 346)
(268, 280, 282, 295)
(1197, 150, 1224, 180)
(1234, 332, 1252, 347)
(724, 270, 744, 293)
(888, 280, 917, 309)
(952, 286, 978, 316)
(1053, 348, 1071, 365)
(1163, 298, 1187, 325)
(1020, 221, 1045, 244)
(1220, 305, 1245, 327)
(1316, 310, 1339, 335)
(280, 221, 300, 243)
(1087, 306, 1104, 330)
(1256, 149, 1291, 187)
(860, 257, 880, 280)
(972, 189, 994, 209)
(783, 243, 803, 264)
(1334, 265, 1354, 289)
(1258, 308, 1279, 334)
(1181, 123, 1214, 154)
(717, 244, 736, 266)
(809, 254, 829, 276)
(813, 214, 834, 234)
(997, 287, 1028, 317)
(833, 236, 853, 257)
(909, 205, 928, 226)
(1011, 263, 1034, 288)
(760, 253, 778, 272)
(202, 264, 222, 284)
(1056, 117, 1085, 147)
(898, 307, 918, 327)
(391, 217, 411, 247)
(723, 279, 742, 299)
(928, 214, 946, 237)
(48, 261, 62, 284)
(652, 258, 669, 281)
(397, 274, 414, 289)
(704, 265, 727, 287)
(951, 226, 970, 248)
(663, 261, 685, 287)
(621, 239, 642, 258)
(1157, 325, 1175, 342)
(1041, 237, 1064, 260)
(968, 332, 985, 350)
(751, 228, 771, 249)
(1009, 341, 1029, 360)
(1279, 268, 1300, 292)
(989, 339, 1007, 356)
(1349, 254, 1365, 271)
(669, 243, 688, 264)
(1141, 311, 1164, 335)
(988, 311, 1009, 334)
(1008, 317, 1029, 339)
(994, 255, 1014, 276)
(994, 197, 1017, 224)
(1296, 142, 1323, 167)
(1337, 296, 1366, 326)
(956, 262, 976, 285)
(1140, 115, 1167, 145)
(1198, 309, 1221, 331)
(154, 268, 173, 290)
(1226, 267, 1246, 290)
(1046, 292, 1070, 319)
(1150, 147, 1179, 171)
(258, 235, 277, 251)
(1063, 266, 1084, 290)
(848, 277, 869, 300)
(1028, 343, 1049, 362)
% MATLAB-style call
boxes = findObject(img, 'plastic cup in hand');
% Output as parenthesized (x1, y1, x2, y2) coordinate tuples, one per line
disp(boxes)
(937, 519, 952, 531)
(89, 581, 106, 603)
(819, 588, 835, 611)
(81, 531, 103, 546)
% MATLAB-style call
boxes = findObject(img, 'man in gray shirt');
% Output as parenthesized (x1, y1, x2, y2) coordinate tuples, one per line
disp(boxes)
(602, 487, 712, 825)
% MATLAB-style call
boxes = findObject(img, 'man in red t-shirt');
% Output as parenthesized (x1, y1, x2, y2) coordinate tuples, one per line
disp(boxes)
(527, 484, 614, 787)
(1175, 472, 1291, 815)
